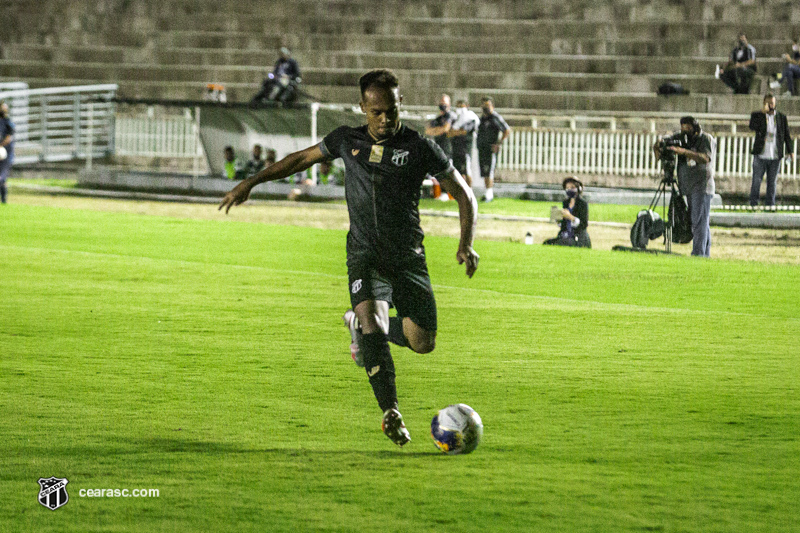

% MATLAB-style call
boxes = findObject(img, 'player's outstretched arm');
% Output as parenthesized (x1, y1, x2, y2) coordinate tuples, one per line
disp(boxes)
(219, 145, 327, 214)
(440, 168, 479, 278)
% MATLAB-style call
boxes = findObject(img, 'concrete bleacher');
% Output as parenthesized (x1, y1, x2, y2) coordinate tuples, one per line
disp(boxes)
(3, 0, 800, 113)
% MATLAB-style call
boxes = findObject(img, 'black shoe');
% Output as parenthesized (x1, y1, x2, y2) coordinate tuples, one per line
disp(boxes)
(381, 408, 411, 446)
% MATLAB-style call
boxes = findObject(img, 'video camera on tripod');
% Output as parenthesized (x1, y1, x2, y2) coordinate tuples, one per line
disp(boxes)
(624, 131, 694, 252)
(655, 134, 688, 183)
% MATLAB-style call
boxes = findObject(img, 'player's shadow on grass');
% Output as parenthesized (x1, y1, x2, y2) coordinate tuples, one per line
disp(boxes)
(129, 437, 440, 457)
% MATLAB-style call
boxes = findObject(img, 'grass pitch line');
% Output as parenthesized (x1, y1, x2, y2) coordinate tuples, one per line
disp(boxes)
(3, 242, 793, 323)
(11, 183, 631, 227)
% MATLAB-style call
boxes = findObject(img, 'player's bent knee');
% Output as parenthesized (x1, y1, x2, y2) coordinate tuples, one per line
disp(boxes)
(408, 331, 436, 354)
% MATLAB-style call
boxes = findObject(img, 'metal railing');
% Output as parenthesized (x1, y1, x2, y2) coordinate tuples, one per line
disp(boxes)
(114, 110, 201, 159)
(0, 84, 118, 164)
(497, 127, 799, 179)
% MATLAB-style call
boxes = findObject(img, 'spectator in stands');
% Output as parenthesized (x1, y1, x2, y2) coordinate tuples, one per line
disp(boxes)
(544, 177, 591, 248)
(780, 38, 800, 96)
(447, 100, 480, 187)
(0, 101, 15, 204)
(477, 97, 510, 202)
(653, 117, 716, 257)
(244, 144, 265, 176)
(425, 94, 457, 160)
(749, 93, 793, 207)
(222, 146, 245, 180)
(252, 47, 302, 104)
(717, 33, 757, 94)
(308, 159, 344, 185)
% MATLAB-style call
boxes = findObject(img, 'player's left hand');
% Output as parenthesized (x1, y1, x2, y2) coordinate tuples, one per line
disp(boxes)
(457, 246, 479, 278)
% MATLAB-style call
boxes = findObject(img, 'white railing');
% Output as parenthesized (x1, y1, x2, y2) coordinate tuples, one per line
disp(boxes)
(0, 84, 117, 164)
(497, 128, 799, 179)
(115, 110, 202, 160)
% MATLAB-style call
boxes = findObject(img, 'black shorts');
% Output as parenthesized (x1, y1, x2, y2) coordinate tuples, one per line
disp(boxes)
(452, 150, 471, 177)
(347, 248, 438, 332)
(478, 147, 496, 179)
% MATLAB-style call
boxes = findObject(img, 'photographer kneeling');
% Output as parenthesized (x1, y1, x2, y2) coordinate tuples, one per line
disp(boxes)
(653, 117, 717, 257)
(544, 177, 591, 248)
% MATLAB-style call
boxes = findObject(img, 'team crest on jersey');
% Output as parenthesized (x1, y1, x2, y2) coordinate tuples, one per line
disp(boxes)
(38, 477, 69, 510)
(391, 149, 409, 166)
(351, 279, 362, 294)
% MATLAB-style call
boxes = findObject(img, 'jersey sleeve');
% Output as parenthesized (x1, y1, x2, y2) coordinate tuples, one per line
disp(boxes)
(319, 126, 349, 160)
(496, 114, 510, 132)
(420, 136, 453, 177)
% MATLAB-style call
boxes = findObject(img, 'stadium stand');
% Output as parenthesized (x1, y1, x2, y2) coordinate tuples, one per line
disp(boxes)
(3, 0, 800, 113)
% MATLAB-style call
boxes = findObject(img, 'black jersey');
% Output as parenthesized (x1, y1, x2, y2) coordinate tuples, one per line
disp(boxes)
(477, 111, 510, 149)
(320, 123, 452, 256)
(429, 110, 457, 158)
(0, 116, 14, 160)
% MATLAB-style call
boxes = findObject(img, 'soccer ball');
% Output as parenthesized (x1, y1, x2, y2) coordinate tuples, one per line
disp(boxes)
(430, 404, 483, 455)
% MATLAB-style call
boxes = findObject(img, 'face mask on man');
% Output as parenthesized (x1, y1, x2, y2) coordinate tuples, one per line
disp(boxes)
(565, 189, 577, 198)
(439, 104, 448, 112)
(738, 39, 746, 47)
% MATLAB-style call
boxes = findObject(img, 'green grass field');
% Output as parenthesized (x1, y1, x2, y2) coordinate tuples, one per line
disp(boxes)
(2, 202, 799, 532)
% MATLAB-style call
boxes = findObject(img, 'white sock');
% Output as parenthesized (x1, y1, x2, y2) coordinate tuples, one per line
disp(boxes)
(485, 188, 493, 201)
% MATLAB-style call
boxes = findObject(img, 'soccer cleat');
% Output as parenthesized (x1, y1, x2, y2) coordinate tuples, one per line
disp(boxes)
(343, 310, 364, 367)
(381, 408, 411, 447)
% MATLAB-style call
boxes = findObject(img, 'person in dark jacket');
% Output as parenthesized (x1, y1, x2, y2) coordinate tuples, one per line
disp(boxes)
(0, 101, 15, 204)
(252, 47, 302, 104)
(749, 93, 793, 206)
(718, 33, 757, 94)
(544, 177, 591, 248)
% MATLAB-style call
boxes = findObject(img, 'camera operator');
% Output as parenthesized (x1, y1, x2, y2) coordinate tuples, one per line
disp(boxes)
(653, 117, 717, 257)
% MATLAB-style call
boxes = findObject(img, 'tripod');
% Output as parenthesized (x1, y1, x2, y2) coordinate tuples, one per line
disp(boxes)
(648, 158, 680, 253)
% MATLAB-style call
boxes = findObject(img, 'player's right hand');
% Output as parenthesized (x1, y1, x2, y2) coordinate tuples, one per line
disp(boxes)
(218, 182, 252, 214)
(457, 246, 479, 278)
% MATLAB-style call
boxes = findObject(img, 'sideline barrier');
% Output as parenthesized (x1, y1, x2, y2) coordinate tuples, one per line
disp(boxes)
(0, 84, 117, 164)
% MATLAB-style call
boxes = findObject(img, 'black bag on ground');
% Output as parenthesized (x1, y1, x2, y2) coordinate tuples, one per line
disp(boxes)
(630, 210, 665, 249)
(669, 193, 693, 244)
(657, 82, 689, 96)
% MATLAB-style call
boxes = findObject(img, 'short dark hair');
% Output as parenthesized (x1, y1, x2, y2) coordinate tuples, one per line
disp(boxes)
(764, 93, 776, 101)
(680, 116, 700, 134)
(359, 69, 399, 97)
(224, 145, 234, 152)
(481, 96, 494, 104)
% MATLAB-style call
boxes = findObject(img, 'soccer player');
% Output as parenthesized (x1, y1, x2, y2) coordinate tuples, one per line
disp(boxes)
(219, 69, 479, 447)
(476, 97, 510, 202)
